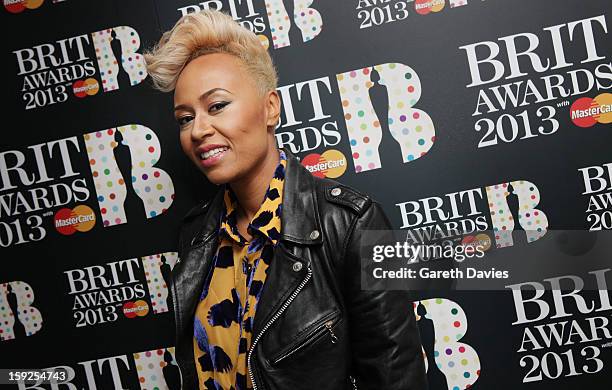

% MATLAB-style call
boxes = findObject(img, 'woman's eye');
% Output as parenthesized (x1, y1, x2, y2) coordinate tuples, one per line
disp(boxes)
(177, 116, 193, 126)
(210, 102, 229, 112)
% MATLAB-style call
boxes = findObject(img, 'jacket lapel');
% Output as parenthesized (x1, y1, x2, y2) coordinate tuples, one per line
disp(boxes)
(252, 148, 324, 336)
(174, 187, 224, 349)
(278, 148, 323, 245)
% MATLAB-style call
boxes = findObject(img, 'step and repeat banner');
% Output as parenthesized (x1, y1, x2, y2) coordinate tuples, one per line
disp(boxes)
(1, 0, 611, 389)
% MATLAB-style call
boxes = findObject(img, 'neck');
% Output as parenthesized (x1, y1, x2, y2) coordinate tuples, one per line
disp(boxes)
(229, 146, 280, 222)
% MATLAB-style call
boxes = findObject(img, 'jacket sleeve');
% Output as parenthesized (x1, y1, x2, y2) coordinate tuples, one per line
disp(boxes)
(343, 200, 427, 390)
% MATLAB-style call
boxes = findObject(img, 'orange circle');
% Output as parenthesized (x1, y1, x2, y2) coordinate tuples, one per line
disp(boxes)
(320, 149, 347, 179)
(134, 300, 150, 317)
(73, 205, 96, 232)
(24, 0, 44, 10)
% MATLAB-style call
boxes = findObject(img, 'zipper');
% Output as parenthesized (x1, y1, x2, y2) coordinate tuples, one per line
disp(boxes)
(325, 320, 339, 343)
(271, 311, 340, 365)
(247, 263, 313, 390)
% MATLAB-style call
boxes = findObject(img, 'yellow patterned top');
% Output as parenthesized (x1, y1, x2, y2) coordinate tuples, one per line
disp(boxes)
(193, 149, 286, 390)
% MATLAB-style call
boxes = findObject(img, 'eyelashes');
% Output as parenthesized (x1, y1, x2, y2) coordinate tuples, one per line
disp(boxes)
(210, 101, 229, 112)
(177, 116, 193, 126)
(175, 101, 230, 127)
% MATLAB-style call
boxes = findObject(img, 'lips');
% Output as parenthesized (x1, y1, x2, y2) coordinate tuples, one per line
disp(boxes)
(196, 144, 230, 168)
(200, 146, 229, 160)
(199, 143, 228, 152)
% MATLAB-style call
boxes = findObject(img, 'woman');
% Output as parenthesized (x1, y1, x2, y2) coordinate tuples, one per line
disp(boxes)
(144, 9, 426, 390)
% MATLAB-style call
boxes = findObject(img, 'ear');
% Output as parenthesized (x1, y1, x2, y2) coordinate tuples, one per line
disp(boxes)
(265, 90, 281, 130)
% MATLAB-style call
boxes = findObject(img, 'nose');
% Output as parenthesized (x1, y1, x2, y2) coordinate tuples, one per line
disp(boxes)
(190, 114, 215, 141)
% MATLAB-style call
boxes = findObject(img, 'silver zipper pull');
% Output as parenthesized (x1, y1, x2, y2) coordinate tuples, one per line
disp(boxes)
(324, 320, 338, 343)
(349, 375, 358, 389)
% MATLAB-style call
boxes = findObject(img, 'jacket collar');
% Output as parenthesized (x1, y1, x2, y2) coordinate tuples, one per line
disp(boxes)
(198, 147, 323, 246)
(278, 147, 323, 245)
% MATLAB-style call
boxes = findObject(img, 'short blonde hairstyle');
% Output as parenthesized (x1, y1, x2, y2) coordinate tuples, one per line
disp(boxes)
(143, 9, 278, 95)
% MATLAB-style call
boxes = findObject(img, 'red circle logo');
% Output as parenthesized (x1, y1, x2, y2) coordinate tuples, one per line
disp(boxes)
(570, 97, 598, 128)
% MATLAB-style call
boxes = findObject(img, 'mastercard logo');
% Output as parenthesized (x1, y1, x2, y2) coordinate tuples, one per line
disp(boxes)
(414, 0, 445, 15)
(461, 233, 492, 252)
(301, 149, 347, 179)
(54, 205, 96, 235)
(72, 78, 100, 98)
(570, 93, 612, 128)
(123, 300, 149, 318)
(4, 0, 44, 14)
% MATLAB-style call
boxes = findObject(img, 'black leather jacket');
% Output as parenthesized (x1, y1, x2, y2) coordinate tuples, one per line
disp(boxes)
(171, 148, 427, 390)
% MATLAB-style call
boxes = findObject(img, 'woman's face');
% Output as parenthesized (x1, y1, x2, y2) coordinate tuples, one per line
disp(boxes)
(173, 52, 280, 185)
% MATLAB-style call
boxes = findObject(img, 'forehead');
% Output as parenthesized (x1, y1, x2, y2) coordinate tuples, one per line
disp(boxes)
(174, 52, 249, 100)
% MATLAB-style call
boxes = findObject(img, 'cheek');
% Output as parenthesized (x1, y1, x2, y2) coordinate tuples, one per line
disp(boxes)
(234, 111, 269, 149)
(236, 103, 267, 133)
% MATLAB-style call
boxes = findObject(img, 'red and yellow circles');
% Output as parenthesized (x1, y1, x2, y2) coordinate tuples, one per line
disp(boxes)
(301, 149, 348, 179)
(54, 205, 96, 235)
(4, 0, 44, 14)
(570, 93, 612, 128)
(73, 78, 100, 98)
(123, 300, 149, 318)
(414, 0, 445, 15)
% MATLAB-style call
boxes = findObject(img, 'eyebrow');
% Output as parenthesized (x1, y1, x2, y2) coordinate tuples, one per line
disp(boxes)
(174, 87, 232, 111)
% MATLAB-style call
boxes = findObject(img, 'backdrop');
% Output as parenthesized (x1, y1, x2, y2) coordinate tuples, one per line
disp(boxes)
(1, 0, 611, 389)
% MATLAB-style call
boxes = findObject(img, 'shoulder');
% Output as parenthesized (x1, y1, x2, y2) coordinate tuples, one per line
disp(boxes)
(176, 199, 210, 250)
(312, 176, 373, 217)
(178, 187, 223, 244)
(175, 190, 222, 257)
(181, 187, 223, 223)
(181, 198, 213, 223)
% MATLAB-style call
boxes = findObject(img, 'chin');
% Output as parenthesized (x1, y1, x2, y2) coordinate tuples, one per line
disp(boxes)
(200, 169, 233, 186)
(206, 177, 227, 186)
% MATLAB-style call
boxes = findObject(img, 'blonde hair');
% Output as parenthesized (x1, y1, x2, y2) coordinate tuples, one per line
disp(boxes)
(143, 9, 278, 95)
